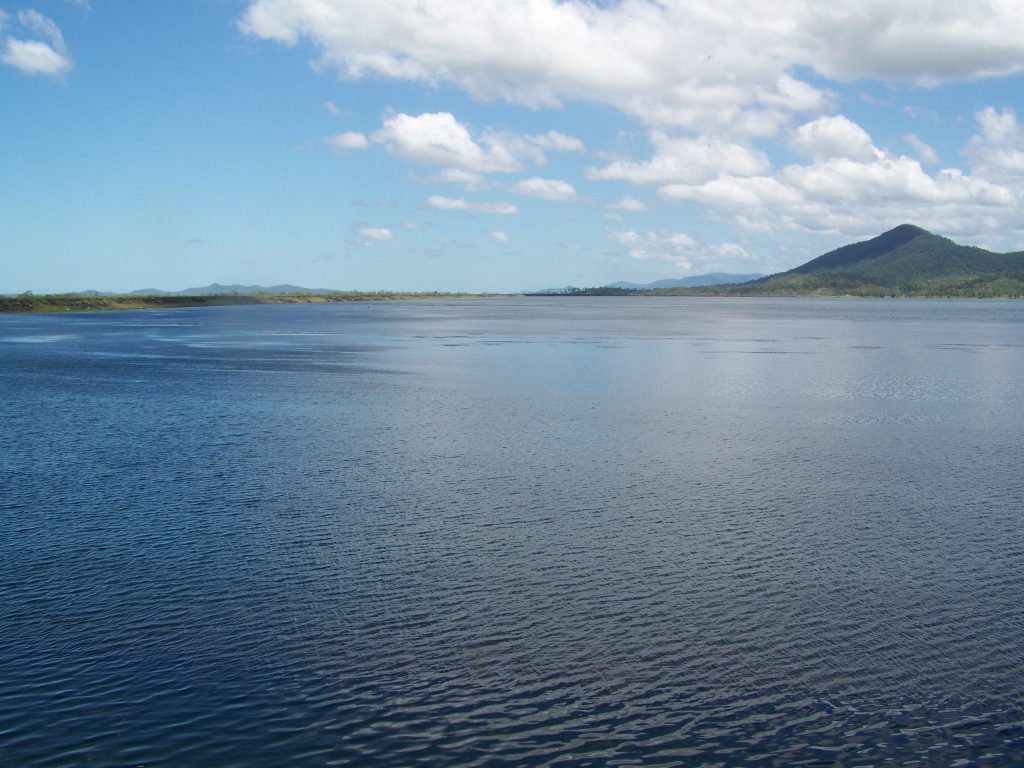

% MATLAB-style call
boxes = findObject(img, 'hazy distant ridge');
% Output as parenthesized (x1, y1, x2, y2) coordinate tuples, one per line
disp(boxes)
(606, 273, 764, 290)
(130, 283, 340, 296)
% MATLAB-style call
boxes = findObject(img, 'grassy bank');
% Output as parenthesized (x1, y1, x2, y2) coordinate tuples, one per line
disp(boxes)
(0, 292, 497, 314)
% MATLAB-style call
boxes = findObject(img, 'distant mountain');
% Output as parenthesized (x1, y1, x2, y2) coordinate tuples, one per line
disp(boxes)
(527, 286, 581, 295)
(606, 273, 763, 290)
(121, 283, 340, 296)
(129, 288, 171, 296)
(529, 273, 763, 295)
(174, 283, 338, 296)
(658, 225, 1024, 298)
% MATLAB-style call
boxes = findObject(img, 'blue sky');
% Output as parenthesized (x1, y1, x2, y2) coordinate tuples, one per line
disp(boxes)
(3, 0, 1024, 293)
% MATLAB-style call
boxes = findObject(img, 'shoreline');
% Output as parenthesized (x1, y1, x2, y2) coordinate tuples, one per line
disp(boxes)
(0, 292, 509, 314)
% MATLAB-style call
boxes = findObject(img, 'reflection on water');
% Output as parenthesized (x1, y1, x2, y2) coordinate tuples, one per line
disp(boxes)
(2, 298, 1024, 766)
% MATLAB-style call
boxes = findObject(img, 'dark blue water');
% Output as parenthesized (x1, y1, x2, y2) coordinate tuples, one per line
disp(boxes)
(2, 298, 1024, 766)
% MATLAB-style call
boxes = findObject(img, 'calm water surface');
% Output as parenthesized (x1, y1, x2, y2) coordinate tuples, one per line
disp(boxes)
(2, 298, 1023, 766)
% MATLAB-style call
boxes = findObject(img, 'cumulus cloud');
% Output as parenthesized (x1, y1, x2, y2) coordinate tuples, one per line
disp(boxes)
(2, 9, 72, 78)
(427, 195, 518, 214)
(358, 226, 393, 240)
(509, 177, 577, 201)
(803, 2, 1024, 84)
(241, 0, 1024, 135)
(325, 131, 369, 152)
(660, 147, 1016, 242)
(366, 112, 583, 176)
(237, 1, 1024, 249)
(587, 133, 770, 186)
(791, 115, 880, 162)
(489, 229, 510, 243)
(965, 107, 1024, 179)
(373, 112, 520, 172)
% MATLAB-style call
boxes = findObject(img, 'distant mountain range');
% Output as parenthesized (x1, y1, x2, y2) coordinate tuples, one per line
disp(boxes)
(130, 283, 340, 296)
(68, 283, 341, 297)
(606, 273, 764, 290)
(24, 226, 1024, 301)
(532, 273, 764, 294)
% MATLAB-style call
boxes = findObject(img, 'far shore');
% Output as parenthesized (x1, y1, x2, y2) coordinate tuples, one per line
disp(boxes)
(0, 292, 512, 314)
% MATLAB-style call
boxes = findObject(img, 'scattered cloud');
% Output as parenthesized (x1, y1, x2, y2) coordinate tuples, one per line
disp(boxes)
(325, 131, 369, 152)
(1, 10, 72, 78)
(411, 168, 487, 191)
(366, 112, 583, 176)
(358, 226, 393, 241)
(240, 0, 1024, 253)
(710, 242, 756, 262)
(587, 133, 770, 186)
(509, 177, 577, 201)
(323, 100, 343, 115)
(526, 131, 584, 153)
(489, 229, 509, 243)
(373, 112, 520, 173)
(607, 196, 646, 212)
(427, 195, 518, 215)
(608, 229, 698, 271)
(904, 134, 939, 165)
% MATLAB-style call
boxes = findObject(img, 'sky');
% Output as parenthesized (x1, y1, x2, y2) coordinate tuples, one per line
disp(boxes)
(3, 1, 1024, 293)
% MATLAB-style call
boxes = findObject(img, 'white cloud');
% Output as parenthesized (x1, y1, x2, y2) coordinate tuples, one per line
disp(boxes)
(373, 112, 520, 173)
(368, 112, 583, 177)
(242, 0, 1024, 137)
(607, 196, 647, 211)
(325, 131, 369, 151)
(489, 229, 509, 243)
(609, 229, 699, 270)
(587, 133, 769, 185)
(239, 0, 829, 134)
(803, 2, 1024, 84)
(711, 242, 756, 262)
(2, 10, 72, 78)
(427, 195, 518, 214)
(509, 177, 577, 201)
(965, 107, 1024, 178)
(237, 2, 1024, 250)
(358, 226, 393, 240)
(412, 168, 487, 190)
(526, 131, 585, 153)
(791, 115, 879, 162)
(323, 100, 343, 115)
(904, 133, 939, 165)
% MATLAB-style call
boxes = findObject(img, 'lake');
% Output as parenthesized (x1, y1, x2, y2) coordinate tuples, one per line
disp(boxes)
(2, 297, 1023, 766)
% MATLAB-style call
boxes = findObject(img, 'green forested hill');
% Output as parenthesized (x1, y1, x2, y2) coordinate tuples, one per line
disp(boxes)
(660, 225, 1024, 297)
